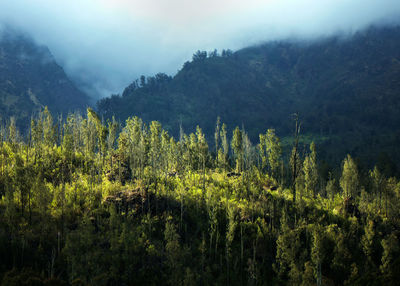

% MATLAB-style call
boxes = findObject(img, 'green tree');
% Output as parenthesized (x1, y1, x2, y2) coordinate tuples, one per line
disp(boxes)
(275, 211, 302, 283)
(164, 219, 183, 286)
(311, 226, 324, 286)
(42, 106, 56, 148)
(231, 127, 243, 172)
(149, 121, 162, 174)
(8, 117, 19, 147)
(196, 126, 208, 191)
(340, 154, 359, 198)
(87, 108, 108, 162)
(303, 142, 318, 198)
(214, 117, 220, 155)
(242, 130, 253, 172)
(361, 220, 376, 272)
(326, 176, 339, 201)
(218, 123, 229, 170)
(380, 233, 399, 280)
(265, 129, 282, 179)
(301, 261, 315, 286)
(290, 114, 301, 203)
(370, 166, 385, 213)
(258, 134, 267, 170)
(225, 203, 238, 286)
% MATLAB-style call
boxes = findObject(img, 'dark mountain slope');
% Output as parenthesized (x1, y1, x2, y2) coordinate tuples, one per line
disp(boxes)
(0, 28, 90, 127)
(97, 26, 400, 167)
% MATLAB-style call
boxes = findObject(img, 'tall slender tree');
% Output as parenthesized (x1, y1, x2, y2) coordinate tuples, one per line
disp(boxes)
(340, 154, 359, 198)
(303, 142, 318, 198)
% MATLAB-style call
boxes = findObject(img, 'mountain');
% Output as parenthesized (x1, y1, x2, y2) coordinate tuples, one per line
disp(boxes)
(0, 28, 90, 128)
(97, 26, 400, 169)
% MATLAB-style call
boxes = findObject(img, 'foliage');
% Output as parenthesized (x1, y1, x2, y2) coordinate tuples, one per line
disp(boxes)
(0, 108, 399, 285)
(97, 26, 400, 170)
(0, 29, 90, 130)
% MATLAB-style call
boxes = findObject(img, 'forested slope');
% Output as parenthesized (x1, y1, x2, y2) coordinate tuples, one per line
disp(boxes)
(0, 28, 90, 128)
(0, 108, 399, 285)
(97, 26, 400, 167)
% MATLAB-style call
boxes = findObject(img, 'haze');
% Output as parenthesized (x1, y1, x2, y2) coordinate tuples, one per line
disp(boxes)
(1, 0, 400, 98)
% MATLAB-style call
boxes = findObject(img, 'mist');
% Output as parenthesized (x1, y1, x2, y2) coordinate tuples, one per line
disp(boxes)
(1, 0, 400, 98)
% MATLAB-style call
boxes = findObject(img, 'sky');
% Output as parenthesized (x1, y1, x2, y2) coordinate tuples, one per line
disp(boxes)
(1, 0, 400, 98)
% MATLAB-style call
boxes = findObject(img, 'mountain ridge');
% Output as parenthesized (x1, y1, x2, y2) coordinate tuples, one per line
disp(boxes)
(0, 27, 91, 128)
(97, 25, 400, 168)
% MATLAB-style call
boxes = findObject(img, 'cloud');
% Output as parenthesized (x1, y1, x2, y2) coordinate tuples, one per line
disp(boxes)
(1, 0, 400, 98)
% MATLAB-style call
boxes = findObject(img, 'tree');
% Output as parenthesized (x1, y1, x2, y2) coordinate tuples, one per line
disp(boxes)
(361, 220, 376, 272)
(62, 120, 74, 158)
(290, 114, 301, 203)
(196, 126, 208, 191)
(326, 177, 339, 201)
(242, 131, 253, 172)
(42, 107, 56, 148)
(8, 117, 19, 148)
(107, 116, 119, 152)
(380, 233, 399, 281)
(122, 116, 143, 176)
(221, 49, 233, 57)
(214, 117, 220, 156)
(140, 75, 146, 87)
(31, 116, 43, 161)
(275, 211, 302, 283)
(231, 127, 243, 172)
(258, 134, 267, 170)
(301, 261, 315, 286)
(87, 107, 108, 160)
(164, 219, 183, 286)
(160, 130, 171, 175)
(311, 226, 324, 286)
(369, 166, 385, 213)
(225, 203, 238, 286)
(265, 129, 282, 179)
(303, 142, 318, 198)
(149, 121, 162, 174)
(331, 229, 352, 283)
(340, 154, 359, 198)
(218, 123, 229, 170)
(209, 49, 218, 58)
(192, 50, 207, 61)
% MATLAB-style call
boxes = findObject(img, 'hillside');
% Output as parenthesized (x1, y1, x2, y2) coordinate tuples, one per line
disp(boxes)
(0, 28, 90, 128)
(97, 26, 400, 168)
(1, 109, 399, 285)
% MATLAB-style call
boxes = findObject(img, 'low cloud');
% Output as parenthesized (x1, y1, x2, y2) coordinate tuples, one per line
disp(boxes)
(1, 0, 400, 98)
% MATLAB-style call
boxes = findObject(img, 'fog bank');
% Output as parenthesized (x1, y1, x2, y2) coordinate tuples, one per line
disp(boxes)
(1, 0, 400, 97)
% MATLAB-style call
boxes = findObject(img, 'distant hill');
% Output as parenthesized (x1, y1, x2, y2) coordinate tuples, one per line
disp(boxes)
(97, 26, 400, 169)
(0, 28, 90, 128)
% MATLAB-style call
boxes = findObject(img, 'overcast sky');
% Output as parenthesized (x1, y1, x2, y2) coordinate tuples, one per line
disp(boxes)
(1, 0, 400, 98)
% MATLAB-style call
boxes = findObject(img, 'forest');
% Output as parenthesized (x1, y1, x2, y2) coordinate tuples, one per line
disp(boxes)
(0, 107, 399, 285)
(97, 26, 400, 168)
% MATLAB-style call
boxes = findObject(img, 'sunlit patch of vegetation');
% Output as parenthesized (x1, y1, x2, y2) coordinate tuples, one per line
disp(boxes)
(0, 107, 399, 285)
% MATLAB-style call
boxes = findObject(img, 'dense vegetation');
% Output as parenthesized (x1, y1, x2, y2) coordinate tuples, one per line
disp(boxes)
(97, 25, 400, 168)
(0, 107, 399, 285)
(0, 27, 90, 129)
